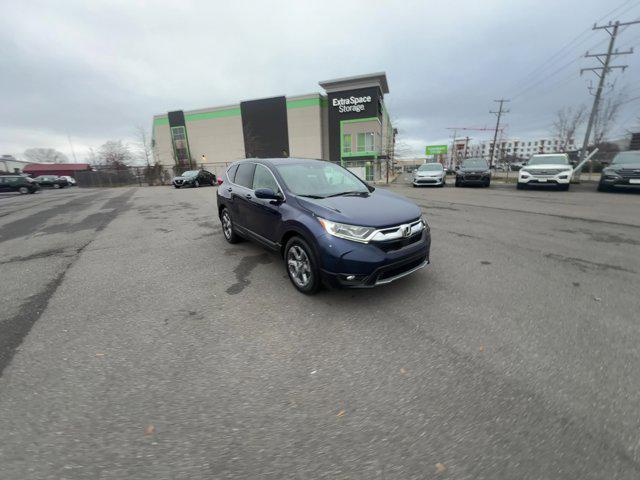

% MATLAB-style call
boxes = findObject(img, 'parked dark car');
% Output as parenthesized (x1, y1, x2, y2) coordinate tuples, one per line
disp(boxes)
(0, 175, 40, 194)
(33, 175, 68, 188)
(172, 169, 217, 188)
(217, 158, 431, 294)
(455, 158, 491, 187)
(598, 151, 640, 192)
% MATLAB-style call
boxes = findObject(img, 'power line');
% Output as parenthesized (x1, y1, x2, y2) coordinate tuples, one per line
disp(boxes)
(507, 0, 640, 97)
(579, 18, 640, 160)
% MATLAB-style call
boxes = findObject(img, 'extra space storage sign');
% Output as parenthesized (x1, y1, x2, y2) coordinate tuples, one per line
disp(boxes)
(332, 95, 372, 113)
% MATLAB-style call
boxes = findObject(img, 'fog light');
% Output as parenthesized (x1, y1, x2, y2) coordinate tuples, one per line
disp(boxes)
(346, 275, 356, 281)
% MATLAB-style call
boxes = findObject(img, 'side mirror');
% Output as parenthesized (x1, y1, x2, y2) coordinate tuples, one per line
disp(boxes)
(254, 188, 282, 200)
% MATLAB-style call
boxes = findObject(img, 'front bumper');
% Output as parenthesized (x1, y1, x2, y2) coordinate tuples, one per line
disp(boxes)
(413, 176, 444, 186)
(457, 174, 490, 184)
(519, 173, 571, 185)
(600, 175, 640, 188)
(319, 228, 431, 288)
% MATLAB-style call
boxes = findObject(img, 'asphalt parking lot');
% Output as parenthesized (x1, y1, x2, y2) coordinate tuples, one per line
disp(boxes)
(1, 184, 639, 479)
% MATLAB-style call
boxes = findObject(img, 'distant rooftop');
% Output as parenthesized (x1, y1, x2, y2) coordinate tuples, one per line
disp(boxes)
(319, 72, 389, 94)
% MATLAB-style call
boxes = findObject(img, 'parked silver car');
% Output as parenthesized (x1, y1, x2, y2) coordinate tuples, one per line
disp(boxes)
(412, 163, 445, 187)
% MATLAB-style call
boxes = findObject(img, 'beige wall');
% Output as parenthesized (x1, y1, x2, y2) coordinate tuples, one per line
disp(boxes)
(152, 122, 173, 166)
(287, 95, 324, 159)
(186, 115, 245, 166)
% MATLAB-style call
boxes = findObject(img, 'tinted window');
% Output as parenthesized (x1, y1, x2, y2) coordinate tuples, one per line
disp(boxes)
(234, 163, 256, 188)
(252, 164, 279, 191)
(462, 158, 488, 169)
(612, 151, 640, 165)
(227, 164, 238, 182)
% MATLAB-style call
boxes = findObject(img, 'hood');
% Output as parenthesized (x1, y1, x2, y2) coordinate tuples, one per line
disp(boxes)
(459, 166, 489, 172)
(295, 188, 421, 228)
(415, 170, 443, 177)
(608, 163, 640, 171)
(523, 164, 572, 170)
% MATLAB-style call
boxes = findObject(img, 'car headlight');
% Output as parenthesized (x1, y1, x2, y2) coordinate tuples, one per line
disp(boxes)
(317, 217, 375, 243)
(421, 215, 430, 231)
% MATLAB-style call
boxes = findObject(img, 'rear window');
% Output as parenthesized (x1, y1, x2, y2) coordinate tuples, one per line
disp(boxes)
(234, 163, 256, 188)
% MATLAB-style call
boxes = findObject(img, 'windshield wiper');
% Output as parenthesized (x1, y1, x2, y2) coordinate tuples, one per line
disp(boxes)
(323, 191, 368, 198)
(297, 194, 326, 199)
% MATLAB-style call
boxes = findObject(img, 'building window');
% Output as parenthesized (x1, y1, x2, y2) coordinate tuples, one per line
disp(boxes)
(343, 134, 352, 154)
(171, 126, 189, 162)
(357, 132, 374, 152)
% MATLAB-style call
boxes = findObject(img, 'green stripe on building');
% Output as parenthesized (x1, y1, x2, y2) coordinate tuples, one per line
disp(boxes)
(185, 108, 242, 121)
(155, 98, 325, 127)
(286, 97, 323, 109)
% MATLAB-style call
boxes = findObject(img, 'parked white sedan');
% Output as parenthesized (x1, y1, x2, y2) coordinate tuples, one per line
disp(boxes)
(412, 163, 446, 187)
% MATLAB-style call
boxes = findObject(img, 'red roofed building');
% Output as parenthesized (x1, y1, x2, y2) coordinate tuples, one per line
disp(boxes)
(23, 163, 93, 178)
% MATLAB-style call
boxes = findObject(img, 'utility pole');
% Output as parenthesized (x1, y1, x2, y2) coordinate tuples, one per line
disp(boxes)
(463, 136, 470, 158)
(579, 19, 640, 161)
(489, 99, 509, 168)
(450, 129, 457, 169)
(67, 134, 78, 163)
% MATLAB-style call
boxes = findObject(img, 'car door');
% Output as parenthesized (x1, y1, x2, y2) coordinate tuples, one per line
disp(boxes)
(228, 162, 256, 230)
(244, 164, 283, 244)
(0, 177, 9, 192)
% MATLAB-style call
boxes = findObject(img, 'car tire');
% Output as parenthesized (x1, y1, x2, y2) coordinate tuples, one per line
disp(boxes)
(18, 186, 29, 194)
(221, 208, 241, 244)
(174, 185, 181, 189)
(455, 178, 462, 187)
(516, 182, 525, 190)
(284, 236, 320, 294)
(597, 182, 609, 192)
(484, 180, 491, 188)
(194, 180, 200, 188)
(559, 184, 570, 191)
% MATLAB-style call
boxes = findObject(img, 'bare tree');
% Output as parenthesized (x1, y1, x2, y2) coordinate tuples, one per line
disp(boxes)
(551, 105, 586, 152)
(97, 140, 134, 168)
(87, 147, 98, 165)
(134, 126, 153, 168)
(593, 87, 626, 145)
(23, 148, 69, 164)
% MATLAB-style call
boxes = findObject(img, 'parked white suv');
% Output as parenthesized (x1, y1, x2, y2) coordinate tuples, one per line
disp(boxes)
(517, 153, 573, 191)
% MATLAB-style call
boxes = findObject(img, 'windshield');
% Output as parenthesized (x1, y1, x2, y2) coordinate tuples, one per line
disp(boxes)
(611, 151, 640, 165)
(461, 158, 488, 169)
(181, 171, 198, 177)
(528, 155, 569, 165)
(418, 163, 443, 172)
(275, 162, 369, 198)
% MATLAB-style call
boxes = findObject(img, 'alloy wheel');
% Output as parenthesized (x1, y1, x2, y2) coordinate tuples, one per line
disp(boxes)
(222, 211, 233, 240)
(287, 245, 312, 288)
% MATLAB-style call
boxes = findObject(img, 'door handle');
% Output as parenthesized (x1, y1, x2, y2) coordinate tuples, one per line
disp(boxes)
(245, 194, 252, 199)
(227, 187, 233, 192)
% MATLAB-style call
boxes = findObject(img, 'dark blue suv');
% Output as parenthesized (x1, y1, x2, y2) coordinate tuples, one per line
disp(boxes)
(217, 158, 431, 294)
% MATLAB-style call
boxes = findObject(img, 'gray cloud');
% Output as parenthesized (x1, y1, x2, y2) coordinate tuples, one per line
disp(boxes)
(1, 0, 639, 160)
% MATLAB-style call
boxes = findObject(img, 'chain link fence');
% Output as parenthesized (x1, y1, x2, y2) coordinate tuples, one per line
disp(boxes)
(75, 160, 396, 188)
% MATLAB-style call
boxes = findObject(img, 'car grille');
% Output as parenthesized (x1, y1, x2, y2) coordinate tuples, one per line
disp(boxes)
(374, 232, 422, 252)
(416, 177, 437, 183)
(618, 168, 640, 179)
(376, 255, 427, 281)
(530, 169, 564, 176)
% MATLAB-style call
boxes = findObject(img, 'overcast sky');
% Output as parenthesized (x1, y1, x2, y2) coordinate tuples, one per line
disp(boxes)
(1, 0, 640, 161)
